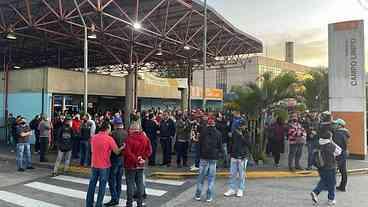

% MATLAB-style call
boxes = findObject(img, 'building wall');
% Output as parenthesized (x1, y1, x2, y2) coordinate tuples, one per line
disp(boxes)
(192, 56, 311, 93)
(193, 61, 258, 93)
(6, 92, 52, 121)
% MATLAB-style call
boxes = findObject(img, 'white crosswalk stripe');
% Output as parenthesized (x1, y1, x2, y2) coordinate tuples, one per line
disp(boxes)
(121, 176, 186, 186)
(0, 191, 62, 207)
(0, 174, 186, 207)
(25, 182, 126, 207)
(53, 175, 167, 196)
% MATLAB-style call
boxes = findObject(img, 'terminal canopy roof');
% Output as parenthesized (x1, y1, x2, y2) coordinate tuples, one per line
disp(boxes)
(0, 0, 263, 70)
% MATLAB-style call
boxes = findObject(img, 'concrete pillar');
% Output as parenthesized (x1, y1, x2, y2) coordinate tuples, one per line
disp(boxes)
(180, 88, 188, 112)
(125, 71, 135, 128)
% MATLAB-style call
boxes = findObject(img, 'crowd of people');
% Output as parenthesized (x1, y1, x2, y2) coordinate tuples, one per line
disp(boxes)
(5, 108, 351, 206)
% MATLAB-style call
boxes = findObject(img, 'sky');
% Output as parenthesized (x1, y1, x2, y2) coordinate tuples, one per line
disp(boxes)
(207, 0, 368, 67)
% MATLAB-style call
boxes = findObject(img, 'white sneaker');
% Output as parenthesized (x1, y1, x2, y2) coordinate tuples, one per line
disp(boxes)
(206, 198, 213, 203)
(194, 196, 201, 201)
(236, 190, 244, 197)
(190, 166, 199, 171)
(224, 189, 236, 197)
(328, 200, 336, 206)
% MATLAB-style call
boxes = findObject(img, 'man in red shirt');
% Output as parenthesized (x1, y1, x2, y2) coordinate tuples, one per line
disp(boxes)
(86, 121, 124, 207)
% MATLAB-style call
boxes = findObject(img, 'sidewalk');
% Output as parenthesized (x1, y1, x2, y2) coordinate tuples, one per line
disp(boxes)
(1, 144, 367, 179)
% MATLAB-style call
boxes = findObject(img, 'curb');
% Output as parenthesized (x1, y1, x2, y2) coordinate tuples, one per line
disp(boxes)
(150, 168, 368, 180)
(2, 154, 368, 180)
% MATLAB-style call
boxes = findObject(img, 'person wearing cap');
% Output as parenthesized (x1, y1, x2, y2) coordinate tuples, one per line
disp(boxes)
(15, 117, 34, 172)
(53, 115, 74, 176)
(333, 118, 351, 192)
(311, 127, 342, 206)
(224, 118, 251, 198)
(287, 113, 306, 171)
(194, 117, 222, 203)
(123, 115, 152, 207)
(104, 116, 128, 206)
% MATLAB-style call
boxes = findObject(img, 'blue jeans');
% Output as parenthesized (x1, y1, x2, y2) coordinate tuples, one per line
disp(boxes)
(108, 160, 123, 202)
(229, 158, 248, 191)
(80, 140, 90, 166)
(191, 143, 200, 167)
(307, 141, 315, 168)
(86, 168, 110, 207)
(195, 159, 217, 200)
(16, 143, 32, 170)
(313, 169, 336, 201)
(222, 143, 229, 167)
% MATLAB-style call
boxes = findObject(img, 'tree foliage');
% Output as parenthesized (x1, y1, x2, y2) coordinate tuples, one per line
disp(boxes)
(231, 72, 299, 116)
(302, 68, 329, 112)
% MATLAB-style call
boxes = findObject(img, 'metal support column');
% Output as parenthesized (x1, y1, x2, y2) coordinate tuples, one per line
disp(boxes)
(74, 0, 88, 114)
(125, 33, 135, 128)
(202, 0, 207, 111)
(187, 58, 192, 113)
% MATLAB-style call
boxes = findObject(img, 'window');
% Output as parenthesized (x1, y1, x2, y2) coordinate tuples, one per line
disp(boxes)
(216, 69, 228, 93)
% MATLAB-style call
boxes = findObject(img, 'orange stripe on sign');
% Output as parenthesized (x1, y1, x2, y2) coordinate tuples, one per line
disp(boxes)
(332, 112, 366, 158)
(334, 20, 361, 31)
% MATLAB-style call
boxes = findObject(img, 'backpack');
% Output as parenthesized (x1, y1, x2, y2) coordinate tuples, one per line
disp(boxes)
(312, 146, 325, 169)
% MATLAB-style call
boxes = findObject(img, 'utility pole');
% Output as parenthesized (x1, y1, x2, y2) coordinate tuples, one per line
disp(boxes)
(202, 0, 207, 111)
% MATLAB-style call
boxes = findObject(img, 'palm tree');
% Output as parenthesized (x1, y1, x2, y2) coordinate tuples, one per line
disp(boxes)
(230, 72, 298, 162)
(303, 68, 329, 112)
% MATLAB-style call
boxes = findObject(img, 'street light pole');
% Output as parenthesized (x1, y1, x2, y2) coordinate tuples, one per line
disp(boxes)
(74, 0, 88, 114)
(202, 0, 207, 111)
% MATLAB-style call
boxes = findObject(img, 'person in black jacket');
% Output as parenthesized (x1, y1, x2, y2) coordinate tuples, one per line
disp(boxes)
(194, 117, 222, 203)
(143, 113, 159, 166)
(332, 118, 351, 192)
(311, 128, 342, 206)
(224, 119, 251, 198)
(216, 113, 230, 168)
(158, 112, 176, 167)
(52, 116, 74, 176)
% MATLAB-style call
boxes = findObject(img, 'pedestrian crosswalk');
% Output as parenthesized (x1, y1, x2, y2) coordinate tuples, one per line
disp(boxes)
(0, 174, 189, 207)
(53, 175, 167, 196)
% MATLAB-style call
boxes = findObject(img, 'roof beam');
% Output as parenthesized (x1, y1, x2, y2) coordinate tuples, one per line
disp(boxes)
(9, 4, 31, 26)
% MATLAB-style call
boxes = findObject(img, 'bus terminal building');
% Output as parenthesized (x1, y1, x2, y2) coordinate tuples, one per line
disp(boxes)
(0, 67, 224, 123)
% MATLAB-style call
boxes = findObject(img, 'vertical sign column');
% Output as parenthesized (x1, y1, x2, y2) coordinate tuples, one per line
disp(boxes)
(329, 20, 367, 159)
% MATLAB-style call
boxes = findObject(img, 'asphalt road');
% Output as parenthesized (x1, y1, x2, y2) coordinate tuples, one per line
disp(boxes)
(164, 174, 368, 207)
(0, 160, 195, 207)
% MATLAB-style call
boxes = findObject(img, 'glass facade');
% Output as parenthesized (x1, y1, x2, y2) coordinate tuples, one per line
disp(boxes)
(258, 64, 282, 77)
(216, 69, 228, 93)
